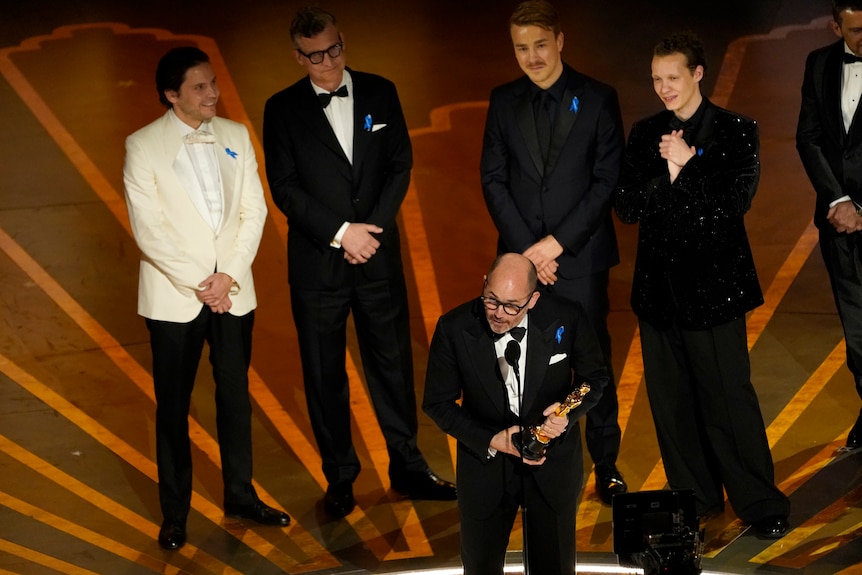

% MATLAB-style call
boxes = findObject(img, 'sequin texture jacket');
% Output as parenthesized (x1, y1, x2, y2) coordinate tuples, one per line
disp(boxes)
(613, 99, 764, 330)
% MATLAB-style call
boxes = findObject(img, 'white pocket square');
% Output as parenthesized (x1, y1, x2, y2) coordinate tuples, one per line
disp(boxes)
(549, 353, 567, 365)
(371, 123, 387, 132)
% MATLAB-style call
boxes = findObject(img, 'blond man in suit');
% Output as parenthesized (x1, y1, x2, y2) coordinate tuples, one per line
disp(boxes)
(124, 46, 287, 551)
(480, 0, 626, 504)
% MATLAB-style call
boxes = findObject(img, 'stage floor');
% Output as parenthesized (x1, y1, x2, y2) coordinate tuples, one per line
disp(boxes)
(1, 1, 860, 574)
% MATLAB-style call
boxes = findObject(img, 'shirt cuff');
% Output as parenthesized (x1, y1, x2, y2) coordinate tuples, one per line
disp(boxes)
(830, 195, 853, 208)
(487, 447, 497, 458)
(330, 221, 350, 248)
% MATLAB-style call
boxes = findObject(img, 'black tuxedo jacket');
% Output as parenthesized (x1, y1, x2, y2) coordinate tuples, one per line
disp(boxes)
(480, 64, 623, 279)
(422, 294, 607, 518)
(797, 40, 862, 231)
(263, 69, 412, 289)
(614, 100, 763, 330)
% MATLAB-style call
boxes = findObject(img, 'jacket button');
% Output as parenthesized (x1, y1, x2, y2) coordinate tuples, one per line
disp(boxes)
(352, 197, 360, 203)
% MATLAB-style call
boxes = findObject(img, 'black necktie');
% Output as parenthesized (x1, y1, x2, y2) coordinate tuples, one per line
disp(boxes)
(844, 53, 862, 65)
(534, 91, 552, 160)
(318, 85, 349, 108)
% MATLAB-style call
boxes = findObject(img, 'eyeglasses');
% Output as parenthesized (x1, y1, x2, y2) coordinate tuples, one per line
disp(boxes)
(297, 42, 344, 65)
(480, 294, 533, 316)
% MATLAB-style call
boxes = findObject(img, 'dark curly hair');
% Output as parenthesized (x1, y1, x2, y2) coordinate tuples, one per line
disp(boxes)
(653, 31, 706, 79)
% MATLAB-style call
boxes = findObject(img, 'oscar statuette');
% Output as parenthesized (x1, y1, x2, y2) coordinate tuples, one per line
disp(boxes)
(513, 383, 591, 461)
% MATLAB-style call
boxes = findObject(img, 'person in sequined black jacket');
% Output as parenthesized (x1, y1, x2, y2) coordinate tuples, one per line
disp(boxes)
(613, 31, 790, 539)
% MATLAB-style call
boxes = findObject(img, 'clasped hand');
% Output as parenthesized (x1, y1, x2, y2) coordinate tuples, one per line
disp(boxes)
(489, 403, 568, 466)
(660, 129, 695, 183)
(827, 201, 862, 234)
(523, 235, 563, 285)
(342, 223, 383, 264)
(197, 272, 233, 314)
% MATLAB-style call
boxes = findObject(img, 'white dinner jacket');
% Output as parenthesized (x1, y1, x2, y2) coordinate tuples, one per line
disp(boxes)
(123, 111, 267, 322)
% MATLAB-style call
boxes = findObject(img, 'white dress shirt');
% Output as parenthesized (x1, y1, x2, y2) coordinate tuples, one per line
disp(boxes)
(494, 316, 529, 416)
(171, 111, 224, 232)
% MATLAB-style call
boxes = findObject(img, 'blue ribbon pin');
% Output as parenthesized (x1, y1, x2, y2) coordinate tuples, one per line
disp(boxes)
(569, 97, 579, 113)
(697, 147, 704, 156)
(225, 147, 238, 159)
(555, 326, 565, 343)
(364, 114, 373, 131)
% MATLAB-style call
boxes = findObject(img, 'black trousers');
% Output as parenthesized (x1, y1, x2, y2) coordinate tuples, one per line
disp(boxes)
(460, 461, 579, 575)
(290, 271, 426, 487)
(541, 270, 621, 471)
(639, 318, 789, 521)
(147, 307, 257, 522)
(819, 229, 862, 400)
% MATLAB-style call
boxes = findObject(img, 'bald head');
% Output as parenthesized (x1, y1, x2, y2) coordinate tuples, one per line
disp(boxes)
(487, 253, 538, 294)
(483, 254, 540, 334)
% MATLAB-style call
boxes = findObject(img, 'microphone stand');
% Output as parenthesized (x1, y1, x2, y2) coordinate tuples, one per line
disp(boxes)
(505, 340, 529, 575)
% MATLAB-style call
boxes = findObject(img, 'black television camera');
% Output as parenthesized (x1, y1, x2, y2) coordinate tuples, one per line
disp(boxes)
(612, 489, 703, 575)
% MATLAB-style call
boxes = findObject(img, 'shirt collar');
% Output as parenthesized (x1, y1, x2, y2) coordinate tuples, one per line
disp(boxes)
(311, 69, 353, 96)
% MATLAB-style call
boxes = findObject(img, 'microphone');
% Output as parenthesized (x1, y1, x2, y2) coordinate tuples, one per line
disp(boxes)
(504, 340, 521, 381)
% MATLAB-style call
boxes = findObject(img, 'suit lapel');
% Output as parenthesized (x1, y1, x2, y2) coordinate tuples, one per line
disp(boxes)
(297, 78, 353, 178)
(212, 119, 236, 227)
(824, 45, 847, 146)
(516, 87, 546, 176)
(162, 113, 212, 225)
(464, 317, 511, 418)
(690, 100, 717, 155)
(521, 315, 552, 417)
(544, 81, 581, 175)
(351, 70, 370, 181)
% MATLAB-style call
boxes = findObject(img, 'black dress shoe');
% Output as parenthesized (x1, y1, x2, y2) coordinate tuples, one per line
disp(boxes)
(391, 468, 457, 500)
(158, 518, 186, 550)
(595, 465, 627, 505)
(753, 515, 789, 539)
(224, 500, 290, 526)
(323, 483, 356, 518)
(847, 410, 862, 449)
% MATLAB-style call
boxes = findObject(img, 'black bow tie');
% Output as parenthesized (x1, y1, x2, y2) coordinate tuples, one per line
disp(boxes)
(318, 85, 349, 108)
(493, 326, 526, 342)
(844, 53, 862, 65)
(669, 115, 692, 132)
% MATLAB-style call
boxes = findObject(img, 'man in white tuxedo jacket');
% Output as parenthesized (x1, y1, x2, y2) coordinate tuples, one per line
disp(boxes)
(123, 46, 287, 551)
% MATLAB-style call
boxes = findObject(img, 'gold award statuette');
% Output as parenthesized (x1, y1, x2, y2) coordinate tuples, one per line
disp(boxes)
(513, 383, 591, 461)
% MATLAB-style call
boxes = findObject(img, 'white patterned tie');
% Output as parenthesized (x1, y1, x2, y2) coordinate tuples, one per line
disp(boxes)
(183, 130, 216, 144)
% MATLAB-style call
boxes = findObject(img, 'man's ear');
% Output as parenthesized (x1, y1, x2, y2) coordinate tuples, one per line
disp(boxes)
(527, 290, 541, 310)
(832, 19, 843, 39)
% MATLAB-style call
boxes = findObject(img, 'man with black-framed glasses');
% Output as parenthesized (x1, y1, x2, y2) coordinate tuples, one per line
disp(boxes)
(263, 6, 455, 519)
(423, 253, 608, 574)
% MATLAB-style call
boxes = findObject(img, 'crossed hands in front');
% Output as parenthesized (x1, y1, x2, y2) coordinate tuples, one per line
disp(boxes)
(197, 272, 234, 314)
(342, 222, 383, 265)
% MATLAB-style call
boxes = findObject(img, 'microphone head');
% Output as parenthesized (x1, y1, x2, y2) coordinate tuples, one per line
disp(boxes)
(504, 340, 521, 368)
